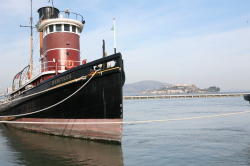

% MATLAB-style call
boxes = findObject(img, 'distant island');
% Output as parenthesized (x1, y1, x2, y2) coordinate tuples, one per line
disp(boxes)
(124, 80, 220, 96)
(142, 84, 220, 95)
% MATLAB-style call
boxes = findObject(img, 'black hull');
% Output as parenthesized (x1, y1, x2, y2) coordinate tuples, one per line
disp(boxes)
(1, 70, 123, 119)
(0, 53, 125, 143)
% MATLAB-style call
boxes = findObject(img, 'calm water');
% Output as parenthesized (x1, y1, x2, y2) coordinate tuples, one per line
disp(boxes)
(1, 97, 250, 166)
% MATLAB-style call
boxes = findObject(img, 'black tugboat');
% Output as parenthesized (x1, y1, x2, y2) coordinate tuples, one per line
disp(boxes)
(244, 94, 250, 103)
(0, 1, 125, 143)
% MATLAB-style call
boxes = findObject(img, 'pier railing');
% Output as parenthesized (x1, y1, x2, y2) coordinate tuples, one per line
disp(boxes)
(1, 93, 250, 104)
(124, 93, 250, 100)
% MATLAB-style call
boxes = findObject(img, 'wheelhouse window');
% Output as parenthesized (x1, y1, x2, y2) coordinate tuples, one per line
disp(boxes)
(49, 25, 54, 33)
(43, 29, 46, 38)
(44, 24, 80, 36)
(56, 24, 62, 31)
(64, 24, 70, 31)
(77, 27, 80, 33)
(43, 29, 46, 35)
(72, 25, 76, 33)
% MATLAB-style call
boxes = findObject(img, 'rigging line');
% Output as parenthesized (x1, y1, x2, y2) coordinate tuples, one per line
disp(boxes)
(0, 109, 250, 125)
(0, 71, 98, 118)
(3, 75, 87, 104)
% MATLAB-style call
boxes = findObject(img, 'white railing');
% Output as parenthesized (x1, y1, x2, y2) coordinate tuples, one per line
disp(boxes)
(59, 10, 84, 23)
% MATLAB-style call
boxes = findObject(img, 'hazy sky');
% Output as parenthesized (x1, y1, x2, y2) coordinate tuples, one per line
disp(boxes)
(0, 0, 250, 91)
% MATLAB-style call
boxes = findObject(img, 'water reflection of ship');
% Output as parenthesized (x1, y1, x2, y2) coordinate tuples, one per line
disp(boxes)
(1, 126, 123, 166)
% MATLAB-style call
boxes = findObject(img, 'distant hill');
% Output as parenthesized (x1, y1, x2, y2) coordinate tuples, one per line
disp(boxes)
(123, 80, 224, 96)
(124, 80, 171, 95)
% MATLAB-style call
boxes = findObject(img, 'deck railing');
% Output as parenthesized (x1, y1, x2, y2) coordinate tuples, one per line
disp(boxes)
(59, 10, 84, 23)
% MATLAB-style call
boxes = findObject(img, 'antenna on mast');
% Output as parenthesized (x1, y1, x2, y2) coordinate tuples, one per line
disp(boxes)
(48, 0, 54, 7)
(20, 0, 34, 79)
(111, 18, 117, 54)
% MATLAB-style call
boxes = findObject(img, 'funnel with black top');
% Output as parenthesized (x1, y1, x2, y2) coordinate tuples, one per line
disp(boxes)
(38, 6, 59, 20)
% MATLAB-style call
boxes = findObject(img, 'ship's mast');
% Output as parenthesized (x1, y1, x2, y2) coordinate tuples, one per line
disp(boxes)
(50, 0, 54, 7)
(29, 0, 33, 79)
(112, 18, 117, 54)
(21, 0, 34, 79)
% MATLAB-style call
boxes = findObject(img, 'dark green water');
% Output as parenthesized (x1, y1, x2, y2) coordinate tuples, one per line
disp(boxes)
(1, 97, 250, 165)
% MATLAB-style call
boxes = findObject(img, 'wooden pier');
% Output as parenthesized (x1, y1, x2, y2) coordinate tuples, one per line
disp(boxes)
(124, 93, 250, 100)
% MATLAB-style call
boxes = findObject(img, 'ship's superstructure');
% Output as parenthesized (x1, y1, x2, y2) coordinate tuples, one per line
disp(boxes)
(37, 7, 84, 81)
(10, 7, 86, 94)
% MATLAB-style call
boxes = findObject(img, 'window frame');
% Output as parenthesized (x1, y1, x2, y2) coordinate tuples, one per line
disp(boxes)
(72, 25, 76, 33)
(55, 24, 62, 32)
(64, 24, 70, 32)
(49, 25, 54, 33)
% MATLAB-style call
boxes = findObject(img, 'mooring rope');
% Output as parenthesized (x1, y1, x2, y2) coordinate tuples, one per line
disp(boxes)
(0, 71, 98, 118)
(0, 109, 250, 125)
